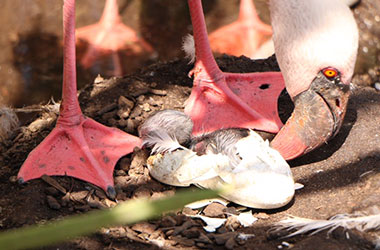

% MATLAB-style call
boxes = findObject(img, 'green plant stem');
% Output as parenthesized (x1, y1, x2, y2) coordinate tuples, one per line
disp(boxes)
(0, 188, 219, 250)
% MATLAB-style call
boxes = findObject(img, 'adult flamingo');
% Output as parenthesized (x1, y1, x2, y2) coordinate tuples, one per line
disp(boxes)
(185, 0, 358, 160)
(17, 0, 141, 198)
(76, 0, 154, 76)
(209, 0, 272, 58)
(269, 0, 358, 159)
(185, 0, 285, 137)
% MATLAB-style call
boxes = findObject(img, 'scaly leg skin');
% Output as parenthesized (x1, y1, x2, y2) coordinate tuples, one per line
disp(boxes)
(185, 0, 284, 136)
(76, 0, 154, 76)
(209, 0, 272, 58)
(17, 0, 141, 199)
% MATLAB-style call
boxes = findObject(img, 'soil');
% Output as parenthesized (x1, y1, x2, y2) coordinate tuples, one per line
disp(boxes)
(0, 0, 379, 249)
(0, 53, 379, 250)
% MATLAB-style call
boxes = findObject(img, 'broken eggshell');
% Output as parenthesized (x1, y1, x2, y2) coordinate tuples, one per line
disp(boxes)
(147, 130, 295, 209)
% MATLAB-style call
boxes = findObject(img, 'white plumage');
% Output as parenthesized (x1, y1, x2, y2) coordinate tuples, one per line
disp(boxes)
(270, 0, 359, 98)
(274, 213, 380, 237)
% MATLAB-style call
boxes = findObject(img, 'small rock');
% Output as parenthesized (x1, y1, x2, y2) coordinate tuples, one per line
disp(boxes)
(136, 95, 145, 103)
(173, 220, 195, 236)
(165, 229, 174, 237)
(196, 242, 207, 248)
(95, 190, 107, 199)
(160, 216, 177, 227)
(142, 103, 151, 112)
(216, 225, 229, 234)
(203, 202, 226, 218)
(225, 216, 240, 230)
(9, 176, 17, 183)
(118, 118, 128, 127)
(182, 207, 198, 216)
(87, 195, 105, 209)
(256, 212, 270, 220)
(133, 186, 151, 199)
(214, 232, 236, 246)
(174, 214, 188, 225)
(149, 89, 167, 96)
(102, 198, 117, 208)
(115, 170, 127, 176)
(118, 157, 131, 172)
(70, 191, 89, 203)
(118, 110, 131, 119)
(125, 119, 136, 133)
(182, 228, 200, 239)
(223, 206, 238, 215)
(195, 233, 213, 244)
(47, 195, 61, 210)
(118, 96, 134, 109)
(132, 222, 157, 234)
(171, 236, 194, 247)
(74, 204, 91, 212)
(129, 148, 148, 175)
(114, 175, 131, 188)
(149, 230, 163, 240)
(225, 236, 236, 249)
(45, 187, 60, 196)
(97, 103, 118, 116)
(101, 110, 116, 121)
(150, 192, 166, 200)
(130, 105, 143, 118)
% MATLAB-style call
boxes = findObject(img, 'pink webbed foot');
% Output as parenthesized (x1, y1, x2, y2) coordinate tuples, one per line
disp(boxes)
(76, 0, 154, 76)
(18, 116, 141, 198)
(185, 0, 284, 136)
(185, 68, 284, 135)
(209, 0, 272, 58)
(17, 0, 141, 198)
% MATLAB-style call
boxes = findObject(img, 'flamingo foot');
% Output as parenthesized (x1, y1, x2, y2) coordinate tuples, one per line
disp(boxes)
(18, 116, 141, 198)
(76, 0, 154, 76)
(185, 70, 285, 136)
(209, 0, 272, 58)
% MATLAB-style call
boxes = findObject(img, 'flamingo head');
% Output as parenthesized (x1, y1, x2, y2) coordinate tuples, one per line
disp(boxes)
(269, 0, 359, 159)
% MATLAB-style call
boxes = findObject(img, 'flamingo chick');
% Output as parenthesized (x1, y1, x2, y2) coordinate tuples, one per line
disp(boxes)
(76, 0, 154, 76)
(139, 110, 295, 209)
(17, 0, 141, 198)
(270, 0, 359, 159)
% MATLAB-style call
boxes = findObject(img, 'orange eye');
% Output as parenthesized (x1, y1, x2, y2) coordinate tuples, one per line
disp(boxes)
(322, 68, 338, 79)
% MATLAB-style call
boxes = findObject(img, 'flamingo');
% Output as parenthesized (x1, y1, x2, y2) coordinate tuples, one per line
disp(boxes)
(209, 0, 272, 58)
(186, 0, 358, 160)
(76, 0, 154, 76)
(269, 0, 358, 159)
(184, 0, 285, 137)
(17, 0, 141, 198)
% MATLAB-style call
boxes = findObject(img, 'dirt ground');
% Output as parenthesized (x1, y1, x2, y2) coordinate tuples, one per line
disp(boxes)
(0, 52, 379, 250)
(0, 0, 379, 249)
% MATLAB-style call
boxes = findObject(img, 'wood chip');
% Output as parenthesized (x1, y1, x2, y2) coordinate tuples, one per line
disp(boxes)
(41, 175, 66, 194)
(131, 222, 158, 234)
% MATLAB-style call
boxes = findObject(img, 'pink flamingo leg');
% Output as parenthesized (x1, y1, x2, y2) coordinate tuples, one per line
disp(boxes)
(76, 0, 154, 76)
(17, 0, 141, 198)
(185, 0, 284, 136)
(209, 0, 272, 57)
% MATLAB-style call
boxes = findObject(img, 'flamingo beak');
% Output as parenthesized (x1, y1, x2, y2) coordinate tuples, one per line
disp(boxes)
(271, 69, 351, 160)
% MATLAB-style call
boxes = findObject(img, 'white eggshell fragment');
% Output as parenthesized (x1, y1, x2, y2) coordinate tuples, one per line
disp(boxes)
(147, 130, 295, 209)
